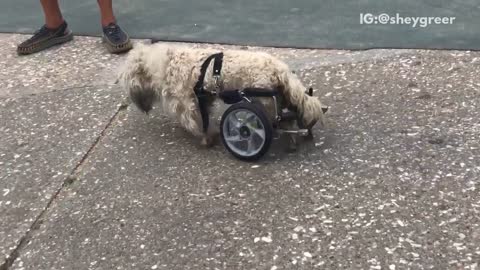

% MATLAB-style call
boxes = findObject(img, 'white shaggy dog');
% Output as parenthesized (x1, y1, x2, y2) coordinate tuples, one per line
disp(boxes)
(118, 42, 325, 146)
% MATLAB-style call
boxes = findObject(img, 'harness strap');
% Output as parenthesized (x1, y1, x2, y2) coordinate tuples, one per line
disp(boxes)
(212, 54, 223, 77)
(193, 52, 224, 133)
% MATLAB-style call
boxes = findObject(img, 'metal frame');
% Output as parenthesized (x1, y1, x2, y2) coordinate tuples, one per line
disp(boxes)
(231, 88, 311, 139)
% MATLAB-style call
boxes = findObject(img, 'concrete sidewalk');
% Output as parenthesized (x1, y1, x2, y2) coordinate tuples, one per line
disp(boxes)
(0, 33, 479, 270)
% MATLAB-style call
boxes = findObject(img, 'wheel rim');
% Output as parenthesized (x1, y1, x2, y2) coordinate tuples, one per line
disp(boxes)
(223, 109, 267, 157)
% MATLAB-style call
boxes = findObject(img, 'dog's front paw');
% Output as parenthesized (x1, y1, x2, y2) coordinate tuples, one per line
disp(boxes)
(285, 134, 298, 153)
(304, 129, 314, 141)
(200, 135, 216, 148)
(201, 129, 220, 148)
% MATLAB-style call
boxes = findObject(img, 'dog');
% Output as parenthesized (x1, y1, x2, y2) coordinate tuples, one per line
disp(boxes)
(118, 42, 326, 147)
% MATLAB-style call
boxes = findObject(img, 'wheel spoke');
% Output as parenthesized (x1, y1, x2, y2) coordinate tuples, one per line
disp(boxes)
(225, 135, 241, 142)
(252, 128, 265, 140)
(246, 138, 256, 154)
(228, 114, 242, 129)
(244, 112, 257, 124)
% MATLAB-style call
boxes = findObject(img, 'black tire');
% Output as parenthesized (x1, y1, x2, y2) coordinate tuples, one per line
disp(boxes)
(220, 102, 273, 161)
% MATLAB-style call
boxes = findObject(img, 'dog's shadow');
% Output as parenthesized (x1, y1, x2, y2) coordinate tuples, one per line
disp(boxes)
(264, 130, 334, 161)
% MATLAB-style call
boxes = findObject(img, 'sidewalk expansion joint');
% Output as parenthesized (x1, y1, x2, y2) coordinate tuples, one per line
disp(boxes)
(0, 102, 129, 270)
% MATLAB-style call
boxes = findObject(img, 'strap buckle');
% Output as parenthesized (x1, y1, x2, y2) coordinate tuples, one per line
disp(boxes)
(212, 74, 222, 95)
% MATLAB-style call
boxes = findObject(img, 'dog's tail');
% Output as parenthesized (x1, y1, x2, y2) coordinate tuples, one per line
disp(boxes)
(117, 43, 157, 113)
(276, 67, 325, 128)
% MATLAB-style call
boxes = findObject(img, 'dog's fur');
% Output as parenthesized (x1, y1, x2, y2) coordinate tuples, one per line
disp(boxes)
(118, 43, 325, 145)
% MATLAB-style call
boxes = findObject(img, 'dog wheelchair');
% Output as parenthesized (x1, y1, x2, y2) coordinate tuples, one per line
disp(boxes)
(194, 52, 327, 161)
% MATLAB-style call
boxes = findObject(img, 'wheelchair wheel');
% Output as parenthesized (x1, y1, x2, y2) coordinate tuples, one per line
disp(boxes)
(220, 102, 273, 161)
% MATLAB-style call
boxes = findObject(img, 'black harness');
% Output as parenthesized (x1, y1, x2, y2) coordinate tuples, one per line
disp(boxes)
(194, 52, 224, 133)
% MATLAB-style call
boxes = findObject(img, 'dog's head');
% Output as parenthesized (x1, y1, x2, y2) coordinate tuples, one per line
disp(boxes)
(117, 43, 175, 113)
(299, 105, 328, 129)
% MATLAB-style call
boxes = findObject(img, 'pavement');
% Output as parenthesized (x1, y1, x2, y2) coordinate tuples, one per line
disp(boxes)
(0, 33, 479, 270)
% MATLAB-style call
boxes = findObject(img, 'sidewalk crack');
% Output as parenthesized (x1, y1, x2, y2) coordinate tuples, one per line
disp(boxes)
(0, 102, 129, 270)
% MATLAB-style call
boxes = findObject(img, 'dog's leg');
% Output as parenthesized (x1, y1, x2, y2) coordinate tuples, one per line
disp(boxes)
(279, 119, 298, 152)
(278, 70, 324, 128)
(204, 123, 220, 147)
(173, 98, 216, 147)
(198, 96, 219, 147)
(179, 108, 205, 145)
(202, 127, 219, 147)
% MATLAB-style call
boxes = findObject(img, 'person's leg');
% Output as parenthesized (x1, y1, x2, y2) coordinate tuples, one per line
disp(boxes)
(97, 0, 132, 54)
(17, 0, 73, 55)
(41, 0, 64, 28)
(97, 0, 116, 27)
